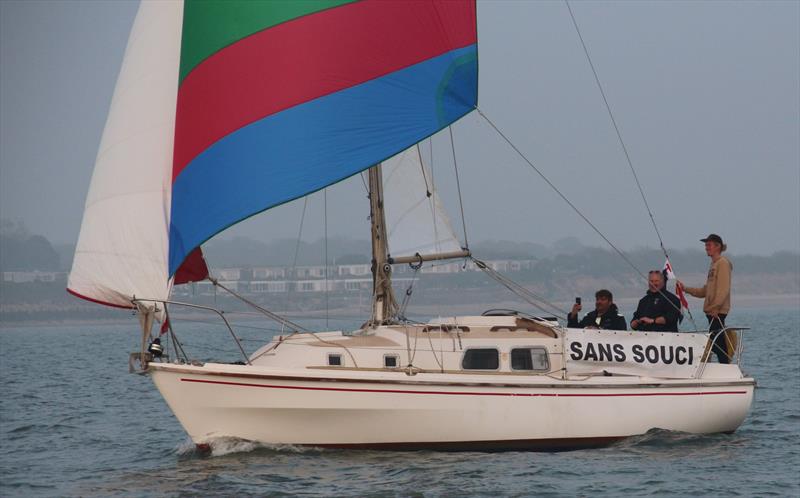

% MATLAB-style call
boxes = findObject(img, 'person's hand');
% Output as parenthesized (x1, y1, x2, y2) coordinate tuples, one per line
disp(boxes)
(641, 317, 655, 325)
(709, 312, 719, 320)
(631, 319, 640, 329)
(570, 303, 582, 316)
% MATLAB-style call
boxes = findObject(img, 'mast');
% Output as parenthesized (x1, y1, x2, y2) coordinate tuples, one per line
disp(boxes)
(368, 164, 398, 324)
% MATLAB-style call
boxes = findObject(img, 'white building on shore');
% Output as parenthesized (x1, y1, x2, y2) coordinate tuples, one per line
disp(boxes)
(173, 259, 535, 296)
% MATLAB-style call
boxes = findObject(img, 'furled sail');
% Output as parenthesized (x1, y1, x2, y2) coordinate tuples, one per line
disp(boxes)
(168, 0, 478, 275)
(382, 146, 464, 259)
(68, 1, 184, 308)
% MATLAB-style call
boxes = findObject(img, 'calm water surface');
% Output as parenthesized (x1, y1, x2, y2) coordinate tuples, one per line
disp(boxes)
(1, 307, 798, 497)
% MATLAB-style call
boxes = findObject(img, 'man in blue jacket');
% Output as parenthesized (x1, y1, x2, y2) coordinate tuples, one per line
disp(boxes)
(630, 271, 682, 332)
(568, 289, 627, 330)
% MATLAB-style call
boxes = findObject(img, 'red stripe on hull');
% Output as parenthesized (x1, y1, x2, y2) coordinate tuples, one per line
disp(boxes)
(180, 378, 747, 397)
(173, 0, 477, 180)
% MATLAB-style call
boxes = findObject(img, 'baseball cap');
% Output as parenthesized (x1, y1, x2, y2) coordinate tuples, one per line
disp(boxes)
(700, 233, 727, 251)
(700, 234, 723, 245)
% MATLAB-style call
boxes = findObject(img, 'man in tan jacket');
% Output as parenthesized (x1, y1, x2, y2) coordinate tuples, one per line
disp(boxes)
(677, 234, 733, 363)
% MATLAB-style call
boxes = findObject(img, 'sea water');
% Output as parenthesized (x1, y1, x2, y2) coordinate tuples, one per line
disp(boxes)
(1, 307, 798, 497)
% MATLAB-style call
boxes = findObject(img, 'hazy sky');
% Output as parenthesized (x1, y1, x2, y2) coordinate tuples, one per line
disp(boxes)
(1, 0, 798, 257)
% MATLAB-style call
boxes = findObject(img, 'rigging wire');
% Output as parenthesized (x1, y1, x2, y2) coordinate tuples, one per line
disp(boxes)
(398, 260, 423, 320)
(283, 196, 310, 333)
(210, 279, 359, 365)
(291, 196, 308, 281)
(429, 137, 435, 189)
(471, 257, 569, 319)
(476, 107, 646, 279)
(448, 125, 470, 250)
(564, 0, 669, 259)
(427, 140, 443, 258)
(174, 315, 287, 333)
(416, 145, 432, 197)
(163, 305, 189, 363)
(324, 188, 329, 329)
(564, 1, 697, 328)
(475, 107, 691, 326)
(417, 144, 443, 257)
(422, 136, 446, 321)
(211, 278, 309, 332)
(223, 310, 364, 324)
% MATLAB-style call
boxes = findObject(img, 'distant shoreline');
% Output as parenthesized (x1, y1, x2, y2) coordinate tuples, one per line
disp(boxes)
(2, 293, 797, 329)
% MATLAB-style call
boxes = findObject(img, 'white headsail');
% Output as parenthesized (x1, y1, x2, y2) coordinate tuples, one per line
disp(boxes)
(67, 1, 183, 308)
(382, 145, 464, 259)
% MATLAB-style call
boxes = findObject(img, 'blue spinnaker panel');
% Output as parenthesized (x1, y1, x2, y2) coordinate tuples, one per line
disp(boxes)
(169, 46, 477, 274)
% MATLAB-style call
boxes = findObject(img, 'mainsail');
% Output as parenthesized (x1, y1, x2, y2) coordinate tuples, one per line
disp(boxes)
(382, 146, 464, 259)
(69, 0, 478, 309)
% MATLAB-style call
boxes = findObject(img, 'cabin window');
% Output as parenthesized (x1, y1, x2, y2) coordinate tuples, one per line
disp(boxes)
(384, 355, 399, 368)
(511, 347, 550, 371)
(328, 353, 342, 366)
(461, 349, 499, 370)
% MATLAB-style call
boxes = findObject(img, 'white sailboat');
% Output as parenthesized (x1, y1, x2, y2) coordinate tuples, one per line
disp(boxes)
(69, 0, 753, 451)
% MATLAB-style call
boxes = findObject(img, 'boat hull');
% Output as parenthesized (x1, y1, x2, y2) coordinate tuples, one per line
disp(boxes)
(149, 364, 754, 451)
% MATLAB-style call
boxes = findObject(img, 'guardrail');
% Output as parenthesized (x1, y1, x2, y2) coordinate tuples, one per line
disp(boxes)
(132, 298, 252, 366)
(696, 327, 749, 378)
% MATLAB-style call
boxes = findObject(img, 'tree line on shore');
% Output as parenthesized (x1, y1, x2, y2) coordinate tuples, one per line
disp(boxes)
(1, 219, 797, 276)
(1, 224, 797, 320)
(3, 219, 795, 324)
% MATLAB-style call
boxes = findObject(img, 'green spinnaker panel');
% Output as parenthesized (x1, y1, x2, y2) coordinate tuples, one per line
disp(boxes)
(180, 0, 356, 83)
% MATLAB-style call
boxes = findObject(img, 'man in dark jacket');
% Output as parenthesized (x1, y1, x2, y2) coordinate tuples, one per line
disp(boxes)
(631, 271, 682, 332)
(568, 289, 627, 330)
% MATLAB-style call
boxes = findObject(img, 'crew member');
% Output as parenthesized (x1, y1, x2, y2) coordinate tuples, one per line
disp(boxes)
(631, 270, 682, 332)
(677, 233, 734, 363)
(568, 289, 627, 330)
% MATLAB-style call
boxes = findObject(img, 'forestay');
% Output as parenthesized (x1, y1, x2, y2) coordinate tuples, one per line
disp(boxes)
(382, 146, 463, 259)
(565, 329, 710, 379)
